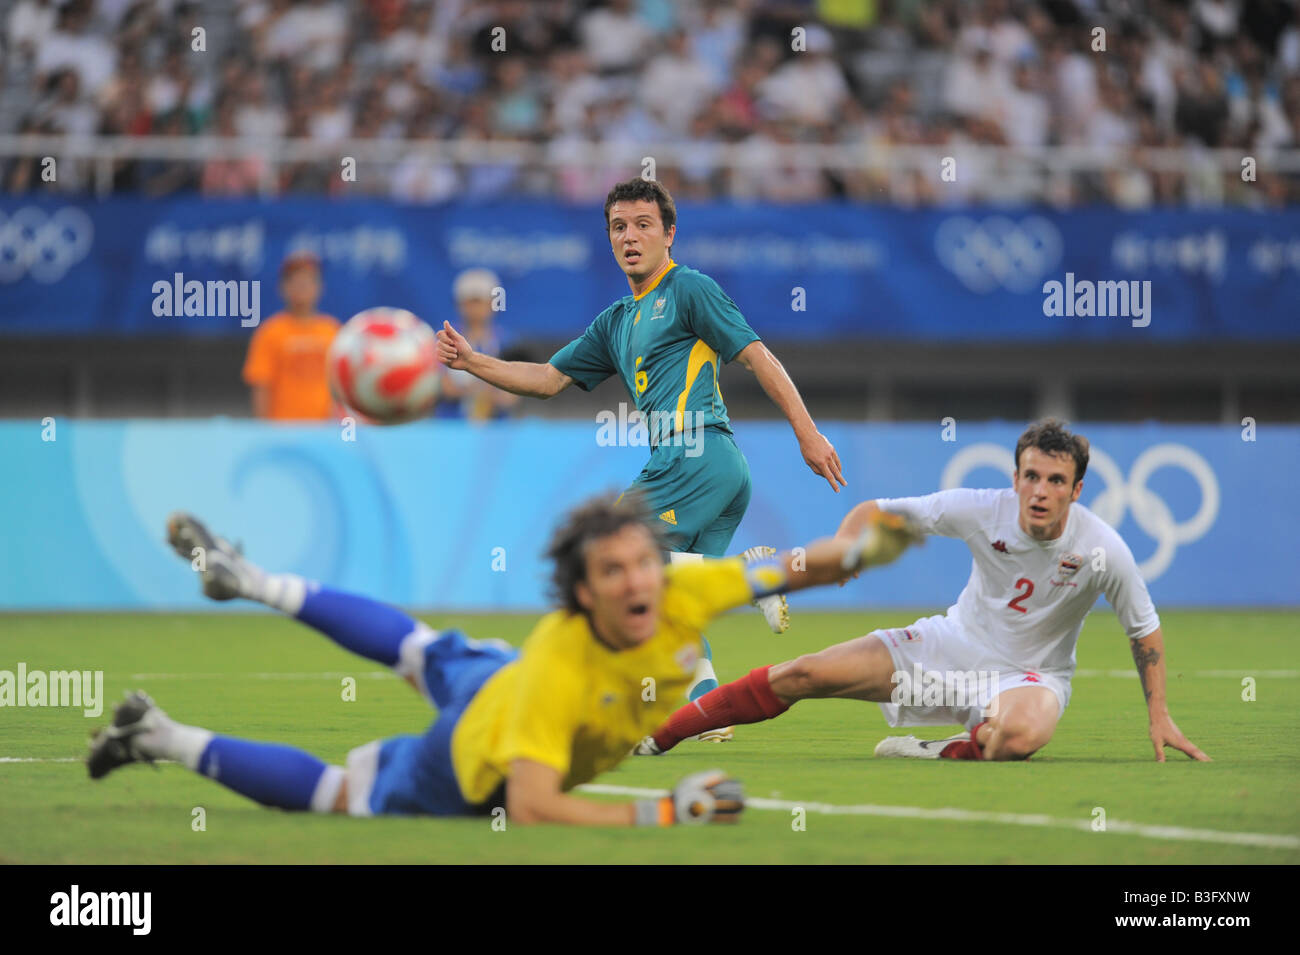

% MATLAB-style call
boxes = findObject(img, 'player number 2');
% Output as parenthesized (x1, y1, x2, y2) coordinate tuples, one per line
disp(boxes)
(1008, 578, 1034, 613)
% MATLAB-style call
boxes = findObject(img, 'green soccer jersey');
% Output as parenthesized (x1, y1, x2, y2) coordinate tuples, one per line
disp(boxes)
(549, 261, 759, 442)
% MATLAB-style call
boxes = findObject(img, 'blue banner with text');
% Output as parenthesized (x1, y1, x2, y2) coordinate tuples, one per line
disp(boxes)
(1, 197, 1297, 341)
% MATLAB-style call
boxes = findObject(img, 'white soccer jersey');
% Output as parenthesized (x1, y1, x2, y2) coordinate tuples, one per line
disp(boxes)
(876, 488, 1160, 674)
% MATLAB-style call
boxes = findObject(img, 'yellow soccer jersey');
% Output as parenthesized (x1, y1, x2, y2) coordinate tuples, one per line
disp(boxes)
(450, 556, 776, 805)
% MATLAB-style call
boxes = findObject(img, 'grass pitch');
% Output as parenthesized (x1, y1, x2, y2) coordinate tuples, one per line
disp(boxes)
(1, 608, 1296, 864)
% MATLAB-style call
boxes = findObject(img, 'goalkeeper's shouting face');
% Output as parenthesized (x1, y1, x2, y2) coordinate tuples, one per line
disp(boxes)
(547, 493, 666, 649)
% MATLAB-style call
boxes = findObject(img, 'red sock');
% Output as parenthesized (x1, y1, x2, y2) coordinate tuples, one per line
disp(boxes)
(939, 721, 988, 760)
(652, 665, 790, 751)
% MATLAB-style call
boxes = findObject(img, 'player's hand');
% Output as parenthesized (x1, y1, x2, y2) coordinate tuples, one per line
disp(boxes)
(436, 320, 474, 369)
(844, 509, 923, 572)
(635, 769, 744, 825)
(799, 430, 846, 493)
(1148, 710, 1210, 762)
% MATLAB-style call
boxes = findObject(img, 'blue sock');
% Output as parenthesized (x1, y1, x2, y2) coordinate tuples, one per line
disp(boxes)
(295, 586, 417, 666)
(197, 736, 328, 811)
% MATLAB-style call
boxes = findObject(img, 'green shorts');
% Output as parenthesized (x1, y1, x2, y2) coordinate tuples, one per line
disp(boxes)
(623, 426, 752, 557)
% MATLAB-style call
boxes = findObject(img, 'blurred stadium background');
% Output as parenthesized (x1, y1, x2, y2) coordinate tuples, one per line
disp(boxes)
(0, 0, 1297, 611)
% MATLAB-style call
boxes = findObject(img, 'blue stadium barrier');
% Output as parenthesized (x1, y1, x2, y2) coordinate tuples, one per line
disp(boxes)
(1, 197, 1298, 341)
(1, 420, 1292, 610)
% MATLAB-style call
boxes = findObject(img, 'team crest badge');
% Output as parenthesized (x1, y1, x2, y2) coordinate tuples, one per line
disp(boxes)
(676, 644, 700, 675)
(1057, 554, 1083, 579)
(652, 296, 667, 317)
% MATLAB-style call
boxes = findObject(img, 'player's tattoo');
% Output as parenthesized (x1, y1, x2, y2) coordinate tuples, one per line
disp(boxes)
(1131, 642, 1161, 703)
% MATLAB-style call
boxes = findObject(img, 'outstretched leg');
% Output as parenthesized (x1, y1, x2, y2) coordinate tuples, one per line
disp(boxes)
(88, 692, 347, 813)
(166, 512, 446, 697)
(642, 633, 898, 753)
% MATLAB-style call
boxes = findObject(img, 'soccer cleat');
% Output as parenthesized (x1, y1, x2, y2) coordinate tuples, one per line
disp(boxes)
(695, 726, 735, 743)
(166, 512, 260, 601)
(743, 545, 789, 633)
(87, 691, 166, 779)
(873, 731, 968, 759)
(846, 510, 924, 573)
(631, 736, 664, 756)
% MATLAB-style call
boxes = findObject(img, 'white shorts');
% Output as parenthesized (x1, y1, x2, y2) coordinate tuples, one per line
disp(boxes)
(873, 614, 1071, 731)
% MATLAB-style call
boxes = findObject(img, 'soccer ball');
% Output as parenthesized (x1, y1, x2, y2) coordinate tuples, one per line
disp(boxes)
(327, 307, 441, 424)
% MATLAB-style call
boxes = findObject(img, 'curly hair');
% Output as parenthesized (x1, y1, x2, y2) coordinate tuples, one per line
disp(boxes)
(1014, 418, 1090, 484)
(545, 491, 664, 614)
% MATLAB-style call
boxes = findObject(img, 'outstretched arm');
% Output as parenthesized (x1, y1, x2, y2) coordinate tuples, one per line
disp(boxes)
(733, 341, 845, 492)
(507, 759, 637, 825)
(1130, 628, 1210, 762)
(768, 507, 920, 594)
(506, 759, 742, 826)
(436, 321, 573, 399)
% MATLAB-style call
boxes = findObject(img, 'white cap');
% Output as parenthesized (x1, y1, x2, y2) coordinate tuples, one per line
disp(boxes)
(453, 268, 501, 302)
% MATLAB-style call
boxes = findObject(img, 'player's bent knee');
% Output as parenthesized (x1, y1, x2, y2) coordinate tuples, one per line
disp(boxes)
(770, 654, 826, 700)
(988, 731, 1046, 760)
(986, 717, 1054, 760)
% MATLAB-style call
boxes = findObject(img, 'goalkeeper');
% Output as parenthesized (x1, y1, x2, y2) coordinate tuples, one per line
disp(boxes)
(87, 494, 918, 826)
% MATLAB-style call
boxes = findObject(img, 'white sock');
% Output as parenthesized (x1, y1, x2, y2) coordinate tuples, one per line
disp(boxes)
(668, 551, 705, 564)
(138, 717, 214, 771)
(309, 765, 345, 813)
(249, 573, 308, 615)
(687, 656, 718, 699)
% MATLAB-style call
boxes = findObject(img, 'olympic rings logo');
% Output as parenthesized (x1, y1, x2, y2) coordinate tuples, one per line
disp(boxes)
(934, 215, 1063, 294)
(0, 207, 95, 284)
(941, 442, 1220, 581)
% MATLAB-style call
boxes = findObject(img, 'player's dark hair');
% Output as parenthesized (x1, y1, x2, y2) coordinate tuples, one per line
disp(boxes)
(545, 491, 664, 614)
(603, 178, 677, 239)
(1015, 418, 1090, 484)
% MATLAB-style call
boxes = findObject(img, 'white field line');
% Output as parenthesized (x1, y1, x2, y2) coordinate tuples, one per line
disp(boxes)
(127, 672, 393, 680)
(113, 670, 1300, 681)
(1073, 669, 1298, 678)
(2, 758, 1292, 850)
(577, 785, 1300, 850)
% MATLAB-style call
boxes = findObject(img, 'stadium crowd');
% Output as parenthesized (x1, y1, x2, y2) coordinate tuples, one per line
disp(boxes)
(2, 0, 1298, 205)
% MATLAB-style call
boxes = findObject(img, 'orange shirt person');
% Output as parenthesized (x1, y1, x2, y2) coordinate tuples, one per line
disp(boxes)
(243, 254, 340, 420)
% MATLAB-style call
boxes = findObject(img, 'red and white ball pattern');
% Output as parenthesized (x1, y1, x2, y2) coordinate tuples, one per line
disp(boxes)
(328, 307, 440, 424)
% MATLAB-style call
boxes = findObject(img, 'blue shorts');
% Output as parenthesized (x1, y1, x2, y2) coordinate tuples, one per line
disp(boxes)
(344, 628, 518, 817)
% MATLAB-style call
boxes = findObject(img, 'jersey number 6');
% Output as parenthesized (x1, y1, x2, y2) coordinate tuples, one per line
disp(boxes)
(1008, 578, 1034, 613)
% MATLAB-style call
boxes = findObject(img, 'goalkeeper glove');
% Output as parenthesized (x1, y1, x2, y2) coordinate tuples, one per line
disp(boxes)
(843, 509, 923, 573)
(634, 769, 745, 826)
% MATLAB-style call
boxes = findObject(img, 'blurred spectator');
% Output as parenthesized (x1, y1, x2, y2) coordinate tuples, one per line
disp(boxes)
(758, 24, 850, 126)
(1176, 59, 1231, 146)
(436, 269, 519, 422)
(34, 1, 118, 99)
(6, 0, 57, 64)
(0, 0, 1295, 207)
(641, 30, 719, 134)
(580, 0, 655, 75)
(242, 253, 340, 421)
(201, 100, 267, 196)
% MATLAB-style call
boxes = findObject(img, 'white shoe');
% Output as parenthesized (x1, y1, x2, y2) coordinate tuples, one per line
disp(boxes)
(696, 726, 734, 743)
(631, 736, 663, 756)
(743, 545, 789, 633)
(873, 731, 968, 759)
